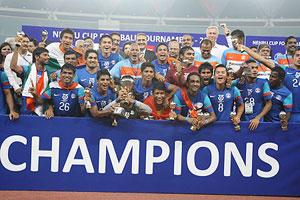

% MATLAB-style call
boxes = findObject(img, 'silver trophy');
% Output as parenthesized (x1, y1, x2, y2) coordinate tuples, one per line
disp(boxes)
(15, 31, 25, 47)
(190, 103, 204, 131)
(84, 82, 93, 109)
(41, 30, 48, 43)
(279, 111, 288, 131)
(230, 111, 241, 131)
(169, 101, 176, 120)
(111, 105, 127, 127)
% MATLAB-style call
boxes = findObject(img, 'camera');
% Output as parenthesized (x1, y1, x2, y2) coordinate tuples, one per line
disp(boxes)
(15, 31, 25, 47)
(41, 30, 48, 42)
(220, 23, 227, 29)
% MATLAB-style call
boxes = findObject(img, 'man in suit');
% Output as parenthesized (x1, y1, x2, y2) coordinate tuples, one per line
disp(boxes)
(136, 33, 156, 62)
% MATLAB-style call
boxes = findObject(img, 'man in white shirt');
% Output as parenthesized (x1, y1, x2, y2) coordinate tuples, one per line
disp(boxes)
(4, 34, 32, 95)
(206, 25, 232, 60)
(46, 28, 74, 67)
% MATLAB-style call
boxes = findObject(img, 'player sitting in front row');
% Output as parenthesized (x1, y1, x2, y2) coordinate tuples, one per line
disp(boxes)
(171, 72, 216, 130)
(43, 63, 86, 118)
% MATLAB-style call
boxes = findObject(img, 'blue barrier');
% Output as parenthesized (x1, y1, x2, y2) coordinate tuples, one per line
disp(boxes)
(0, 115, 299, 196)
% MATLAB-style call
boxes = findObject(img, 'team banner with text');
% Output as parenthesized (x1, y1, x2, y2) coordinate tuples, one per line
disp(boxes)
(22, 25, 300, 58)
(0, 115, 300, 196)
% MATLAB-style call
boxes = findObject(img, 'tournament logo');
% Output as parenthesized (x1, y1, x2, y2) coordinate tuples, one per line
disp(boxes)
(218, 95, 224, 102)
(62, 94, 68, 102)
(225, 93, 231, 99)
(101, 100, 107, 107)
(255, 88, 261, 93)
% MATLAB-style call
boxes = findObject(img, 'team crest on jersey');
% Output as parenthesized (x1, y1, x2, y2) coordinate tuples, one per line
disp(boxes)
(89, 78, 95, 85)
(101, 100, 107, 107)
(247, 89, 253, 96)
(71, 94, 76, 99)
(111, 60, 116, 65)
(295, 72, 300, 79)
(225, 93, 231, 99)
(62, 94, 68, 102)
(104, 61, 110, 68)
(255, 88, 261, 93)
(218, 95, 224, 102)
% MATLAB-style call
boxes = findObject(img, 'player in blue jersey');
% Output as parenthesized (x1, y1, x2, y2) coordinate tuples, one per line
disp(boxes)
(76, 49, 99, 88)
(234, 60, 272, 130)
(202, 64, 244, 124)
(199, 62, 214, 89)
(172, 72, 216, 129)
(87, 69, 117, 118)
(50, 50, 80, 82)
(98, 35, 122, 70)
(134, 62, 178, 102)
(243, 47, 300, 122)
(0, 70, 19, 119)
(281, 48, 300, 122)
(265, 66, 293, 122)
(151, 43, 170, 81)
(43, 63, 86, 118)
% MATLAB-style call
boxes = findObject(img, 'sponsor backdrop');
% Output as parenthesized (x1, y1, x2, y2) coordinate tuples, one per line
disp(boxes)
(22, 25, 300, 59)
(0, 115, 300, 196)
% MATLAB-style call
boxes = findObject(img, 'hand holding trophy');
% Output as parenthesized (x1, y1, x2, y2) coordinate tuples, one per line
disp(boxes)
(279, 111, 288, 131)
(169, 101, 177, 120)
(84, 82, 93, 109)
(230, 111, 241, 131)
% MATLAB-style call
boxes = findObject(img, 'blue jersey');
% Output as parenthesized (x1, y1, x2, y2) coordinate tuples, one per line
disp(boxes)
(202, 84, 243, 121)
(173, 89, 214, 117)
(134, 79, 170, 102)
(265, 86, 293, 122)
(75, 67, 98, 88)
(0, 70, 12, 114)
(42, 82, 84, 117)
(284, 67, 300, 114)
(235, 78, 272, 121)
(91, 88, 116, 110)
(151, 60, 170, 77)
(98, 52, 122, 71)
